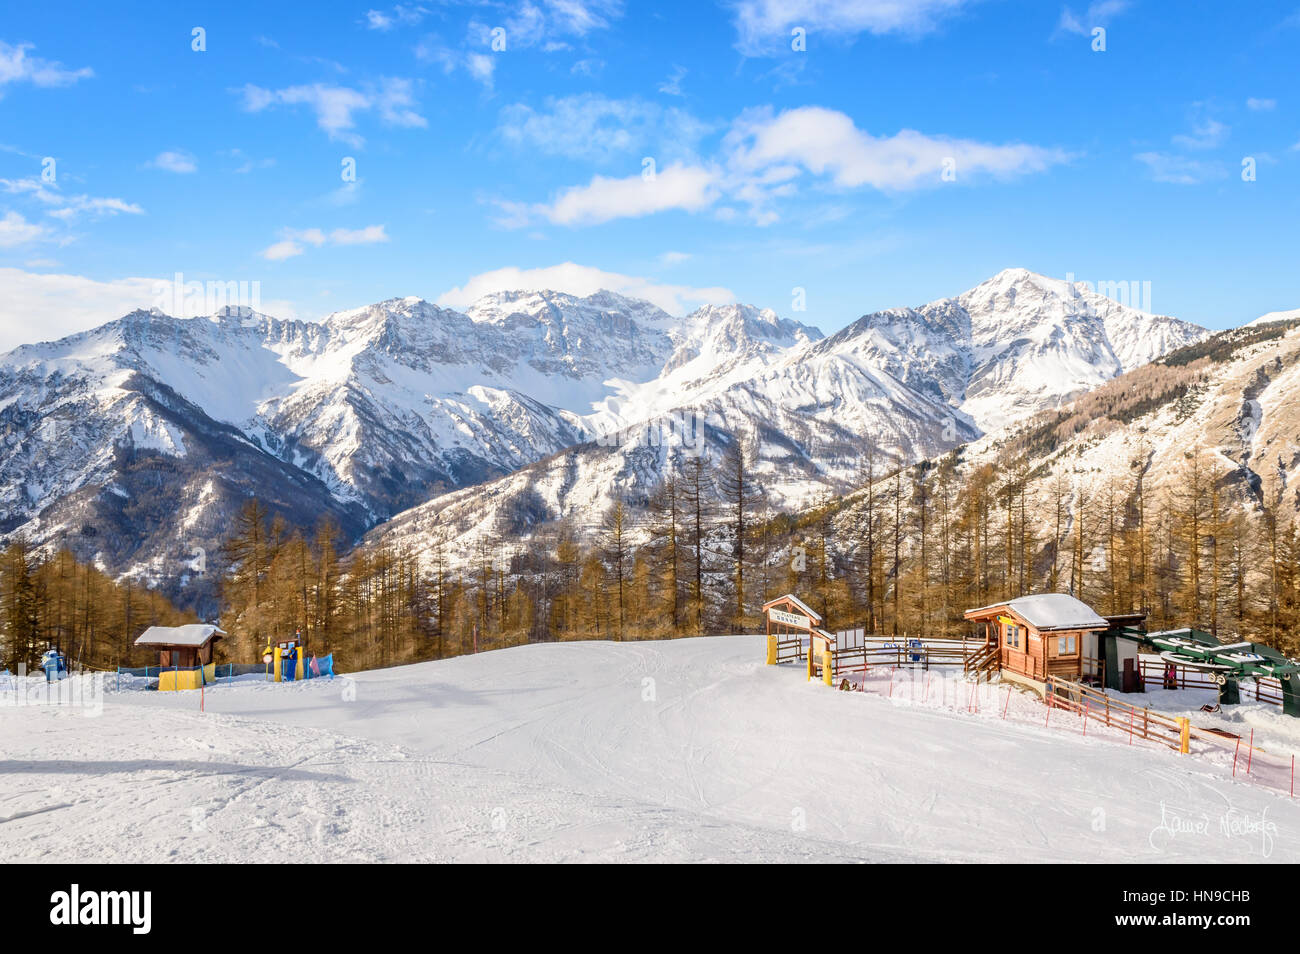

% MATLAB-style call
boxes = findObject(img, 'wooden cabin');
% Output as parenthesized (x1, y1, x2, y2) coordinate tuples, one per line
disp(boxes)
(134, 624, 225, 670)
(964, 594, 1109, 683)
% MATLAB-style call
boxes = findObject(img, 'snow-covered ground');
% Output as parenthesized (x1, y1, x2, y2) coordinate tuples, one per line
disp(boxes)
(2, 635, 1295, 863)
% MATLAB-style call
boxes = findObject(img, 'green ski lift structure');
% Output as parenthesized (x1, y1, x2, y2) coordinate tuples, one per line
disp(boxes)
(1102, 621, 1300, 716)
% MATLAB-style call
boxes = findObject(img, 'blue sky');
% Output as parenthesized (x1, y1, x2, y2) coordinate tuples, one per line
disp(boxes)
(1, 0, 1297, 348)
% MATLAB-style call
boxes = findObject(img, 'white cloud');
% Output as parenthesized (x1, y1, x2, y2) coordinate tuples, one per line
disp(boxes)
(262, 239, 306, 261)
(414, 37, 499, 89)
(732, 0, 973, 54)
(659, 250, 691, 265)
(0, 210, 49, 247)
(658, 65, 687, 97)
(727, 105, 1068, 191)
(0, 267, 160, 351)
(498, 105, 1068, 228)
(483, 1, 623, 47)
(436, 262, 733, 316)
(365, 5, 429, 31)
(0, 176, 144, 220)
(0, 268, 306, 351)
(466, 53, 496, 87)
(147, 150, 198, 173)
(1172, 117, 1229, 150)
(1246, 97, 1276, 111)
(0, 41, 93, 94)
(329, 224, 389, 245)
(538, 164, 722, 226)
(1055, 1, 1129, 37)
(497, 94, 712, 163)
(236, 79, 426, 146)
(1135, 152, 1226, 185)
(260, 224, 388, 259)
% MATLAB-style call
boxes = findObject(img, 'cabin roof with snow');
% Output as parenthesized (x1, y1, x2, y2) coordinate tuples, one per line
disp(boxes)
(134, 624, 226, 649)
(762, 594, 822, 623)
(963, 594, 1108, 632)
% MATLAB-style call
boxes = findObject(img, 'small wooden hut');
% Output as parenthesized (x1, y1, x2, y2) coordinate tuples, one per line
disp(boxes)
(135, 624, 225, 670)
(963, 594, 1109, 683)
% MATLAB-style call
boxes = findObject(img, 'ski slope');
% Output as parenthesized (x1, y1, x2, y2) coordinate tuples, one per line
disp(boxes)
(2, 635, 1295, 863)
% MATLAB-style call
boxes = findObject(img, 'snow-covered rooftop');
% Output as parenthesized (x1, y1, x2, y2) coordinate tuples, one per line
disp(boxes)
(134, 624, 226, 648)
(966, 594, 1108, 632)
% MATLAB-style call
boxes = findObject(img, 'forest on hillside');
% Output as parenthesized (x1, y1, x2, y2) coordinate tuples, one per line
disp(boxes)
(4, 427, 1300, 674)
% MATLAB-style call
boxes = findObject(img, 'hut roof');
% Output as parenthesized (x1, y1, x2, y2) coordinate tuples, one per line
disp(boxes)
(965, 594, 1108, 632)
(134, 624, 226, 648)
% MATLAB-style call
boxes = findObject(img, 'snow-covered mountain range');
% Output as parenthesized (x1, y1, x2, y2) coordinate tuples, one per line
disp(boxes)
(0, 267, 1211, 597)
(365, 269, 1208, 568)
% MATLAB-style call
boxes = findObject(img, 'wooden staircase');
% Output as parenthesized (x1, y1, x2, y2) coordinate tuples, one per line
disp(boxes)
(963, 642, 1000, 681)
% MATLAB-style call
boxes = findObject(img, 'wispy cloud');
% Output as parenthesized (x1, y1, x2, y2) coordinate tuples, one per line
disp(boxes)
(0, 41, 93, 95)
(146, 150, 197, 173)
(1134, 152, 1226, 185)
(731, 0, 974, 55)
(497, 94, 713, 164)
(236, 79, 425, 146)
(658, 65, 687, 97)
(1055, 0, 1129, 38)
(1172, 116, 1228, 150)
(365, 4, 430, 31)
(0, 210, 49, 247)
(1246, 97, 1276, 111)
(0, 176, 144, 221)
(260, 224, 389, 260)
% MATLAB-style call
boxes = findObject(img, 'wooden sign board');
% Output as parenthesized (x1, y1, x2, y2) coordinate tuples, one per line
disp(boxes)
(769, 607, 812, 630)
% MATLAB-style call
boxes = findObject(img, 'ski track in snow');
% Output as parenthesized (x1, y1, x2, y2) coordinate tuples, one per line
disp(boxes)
(2, 635, 1295, 863)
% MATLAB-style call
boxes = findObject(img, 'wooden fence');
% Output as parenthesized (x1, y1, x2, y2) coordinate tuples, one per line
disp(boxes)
(1045, 676, 1189, 753)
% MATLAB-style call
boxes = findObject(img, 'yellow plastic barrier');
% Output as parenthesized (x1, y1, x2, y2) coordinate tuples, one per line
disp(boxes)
(158, 663, 216, 692)
(1179, 717, 1190, 754)
(822, 648, 833, 687)
(766, 634, 777, 665)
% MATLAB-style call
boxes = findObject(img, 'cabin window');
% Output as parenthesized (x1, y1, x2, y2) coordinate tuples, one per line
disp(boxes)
(1005, 624, 1020, 649)
(1056, 635, 1077, 655)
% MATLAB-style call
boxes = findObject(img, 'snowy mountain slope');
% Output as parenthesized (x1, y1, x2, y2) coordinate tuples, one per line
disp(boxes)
(368, 270, 1204, 570)
(6, 636, 1295, 862)
(0, 292, 695, 599)
(0, 359, 368, 591)
(1, 269, 1209, 593)
(925, 268, 1205, 431)
(1248, 307, 1300, 328)
(914, 318, 1300, 536)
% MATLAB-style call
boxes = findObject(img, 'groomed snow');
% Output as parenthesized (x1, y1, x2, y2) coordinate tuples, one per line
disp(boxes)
(2, 636, 1295, 863)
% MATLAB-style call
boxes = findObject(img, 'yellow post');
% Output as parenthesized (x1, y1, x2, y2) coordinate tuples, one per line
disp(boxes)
(806, 648, 813, 682)
(296, 650, 305, 681)
(822, 648, 833, 687)
(766, 633, 777, 665)
(1179, 717, 1190, 754)
(274, 646, 282, 683)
